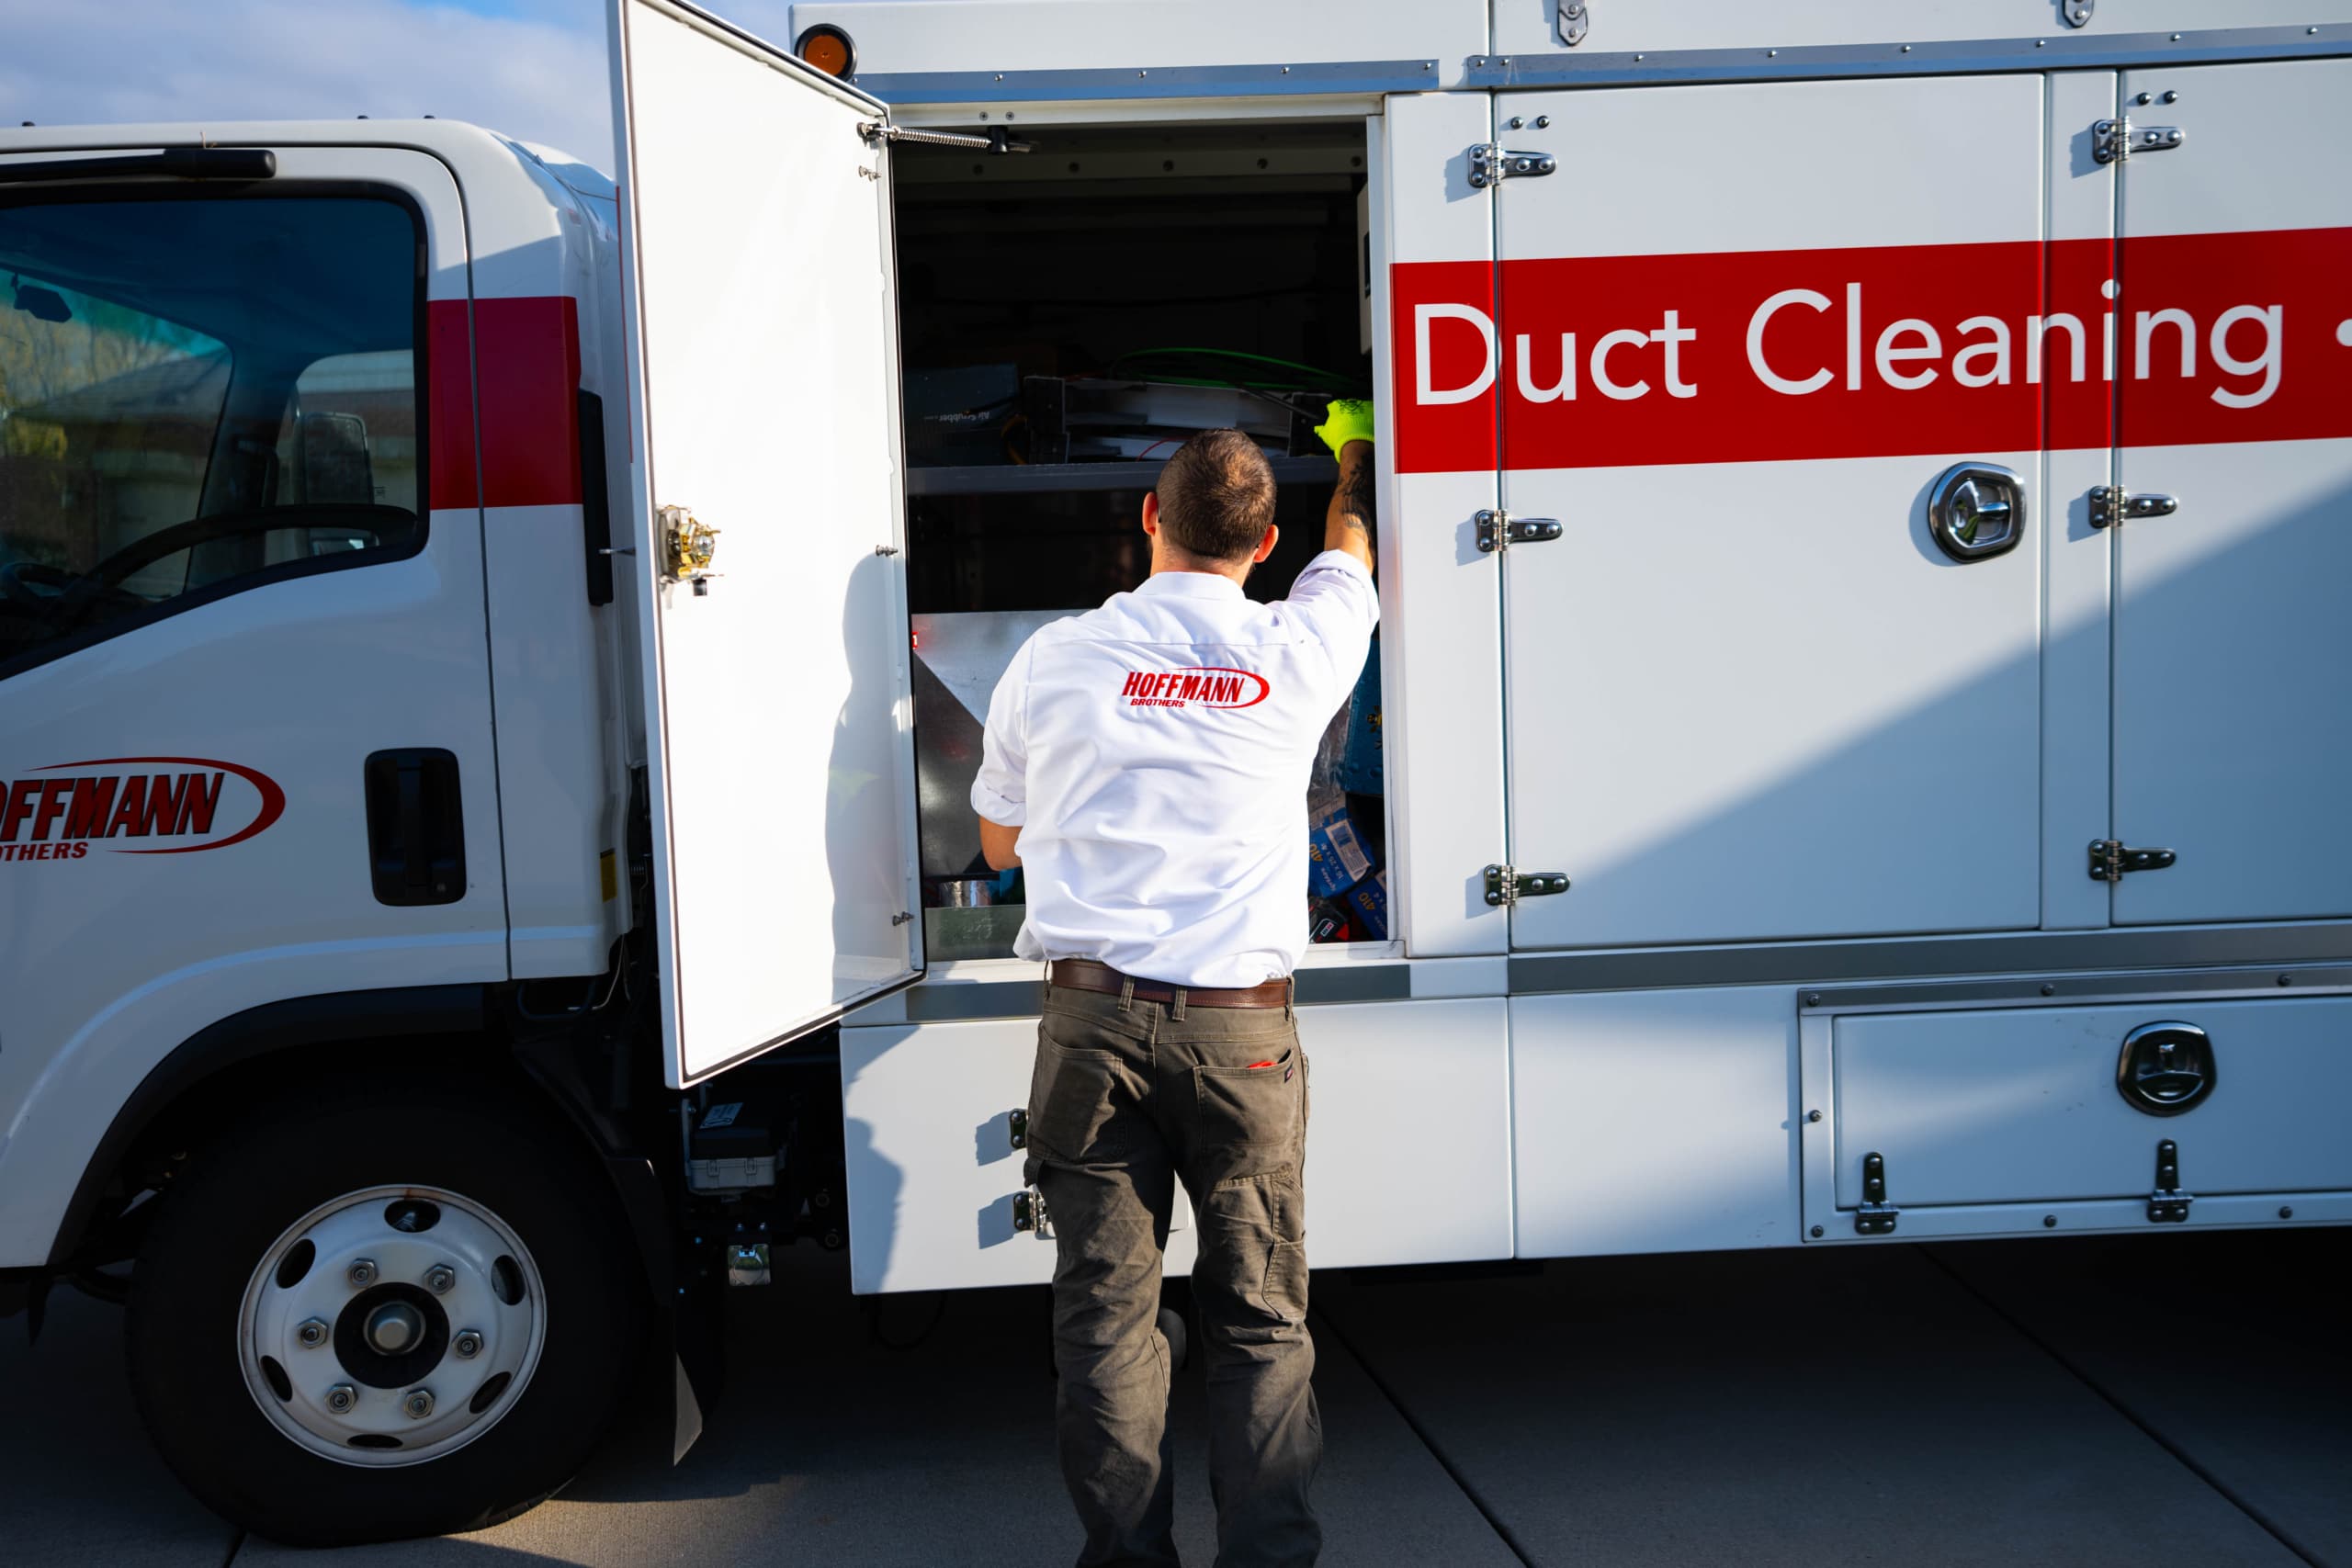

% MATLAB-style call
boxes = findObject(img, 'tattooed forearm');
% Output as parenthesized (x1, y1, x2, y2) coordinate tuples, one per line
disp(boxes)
(1325, 443, 1376, 570)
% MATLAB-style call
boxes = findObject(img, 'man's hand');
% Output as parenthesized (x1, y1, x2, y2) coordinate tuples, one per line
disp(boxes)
(1319, 399, 1375, 574)
(1313, 398, 1374, 457)
(979, 816, 1023, 871)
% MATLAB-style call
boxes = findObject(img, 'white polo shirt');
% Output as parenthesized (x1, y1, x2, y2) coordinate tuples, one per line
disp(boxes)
(971, 551, 1378, 988)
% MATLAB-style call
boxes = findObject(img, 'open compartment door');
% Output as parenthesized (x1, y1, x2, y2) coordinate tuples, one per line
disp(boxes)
(610, 0, 921, 1087)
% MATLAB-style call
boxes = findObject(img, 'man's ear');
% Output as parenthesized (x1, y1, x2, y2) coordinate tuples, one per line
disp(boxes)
(1250, 523, 1280, 564)
(1141, 491, 1160, 537)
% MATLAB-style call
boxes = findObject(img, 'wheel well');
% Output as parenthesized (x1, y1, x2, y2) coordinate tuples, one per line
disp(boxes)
(49, 986, 655, 1273)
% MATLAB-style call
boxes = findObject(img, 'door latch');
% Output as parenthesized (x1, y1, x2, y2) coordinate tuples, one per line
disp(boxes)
(660, 503, 721, 592)
(1475, 509, 1564, 554)
(2147, 1139, 2192, 1223)
(1928, 463, 2025, 561)
(1855, 1151, 1900, 1235)
(364, 749, 466, 907)
(2089, 840, 2177, 882)
(2087, 486, 2178, 528)
(1468, 144, 1558, 187)
(2093, 118, 2185, 164)
(2116, 1023, 2216, 1117)
(1485, 864, 1570, 906)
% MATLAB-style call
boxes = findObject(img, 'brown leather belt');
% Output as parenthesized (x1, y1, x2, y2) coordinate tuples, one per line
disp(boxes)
(1047, 958, 1290, 1010)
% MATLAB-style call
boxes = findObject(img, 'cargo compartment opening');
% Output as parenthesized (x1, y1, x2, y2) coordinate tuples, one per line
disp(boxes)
(894, 119, 1391, 963)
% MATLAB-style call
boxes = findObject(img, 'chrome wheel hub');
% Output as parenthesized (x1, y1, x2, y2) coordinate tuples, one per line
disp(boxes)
(237, 1185, 546, 1468)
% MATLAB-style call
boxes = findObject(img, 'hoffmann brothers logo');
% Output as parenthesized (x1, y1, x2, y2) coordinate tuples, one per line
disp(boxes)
(1121, 668, 1270, 710)
(0, 757, 285, 863)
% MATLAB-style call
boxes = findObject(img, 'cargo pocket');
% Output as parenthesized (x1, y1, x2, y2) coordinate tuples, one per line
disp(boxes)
(1027, 1029, 1122, 1161)
(1199, 1172, 1308, 1340)
(1263, 1236, 1308, 1326)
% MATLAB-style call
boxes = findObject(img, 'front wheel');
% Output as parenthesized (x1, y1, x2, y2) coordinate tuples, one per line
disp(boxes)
(127, 1083, 647, 1545)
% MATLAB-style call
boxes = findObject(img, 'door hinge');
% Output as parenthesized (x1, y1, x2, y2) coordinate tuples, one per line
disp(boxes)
(1007, 1107, 1028, 1150)
(2087, 486, 2178, 528)
(2093, 118, 2185, 164)
(2148, 1138, 2192, 1223)
(1468, 144, 1558, 187)
(1556, 0, 1590, 46)
(1012, 1186, 1052, 1236)
(1855, 1150, 1900, 1235)
(2064, 0, 2094, 27)
(2088, 839, 2177, 882)
(1484, 863, 1570, 906)
(1475, 509, 1564, 554)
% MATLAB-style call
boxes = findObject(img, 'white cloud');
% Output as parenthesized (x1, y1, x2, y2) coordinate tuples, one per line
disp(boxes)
(0, 0, 618, 174)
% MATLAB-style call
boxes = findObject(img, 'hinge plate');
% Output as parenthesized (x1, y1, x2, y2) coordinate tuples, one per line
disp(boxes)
(2148, 1138, 2192, 1223)
(1468, 144, 1558, 188)
(1557, 0, 1590, 46)
(1485, 863, 1570, 906)
(1475, 509, 1565, 554)
(2089, 839, 2177, 882)
(1855, 1150, 1900, 1235)
(1012, 1187, 1052, 1236)
(2093, 118, 2185, 164)
(2088, 486, 2179, 528)
(2064, 0, 2094, 28)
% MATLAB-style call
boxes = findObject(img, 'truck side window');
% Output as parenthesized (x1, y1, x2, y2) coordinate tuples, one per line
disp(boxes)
(0, 193, 424, 678)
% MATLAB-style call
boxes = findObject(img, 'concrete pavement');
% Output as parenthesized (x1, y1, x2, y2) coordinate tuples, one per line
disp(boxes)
(3, 1230, 2343, 1566)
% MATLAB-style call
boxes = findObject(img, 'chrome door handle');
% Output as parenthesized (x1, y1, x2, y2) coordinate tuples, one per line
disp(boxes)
(1928, 463, 2026, 562)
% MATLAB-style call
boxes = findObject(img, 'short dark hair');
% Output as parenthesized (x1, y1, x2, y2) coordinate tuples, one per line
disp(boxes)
(1153, 429, 1276, 563)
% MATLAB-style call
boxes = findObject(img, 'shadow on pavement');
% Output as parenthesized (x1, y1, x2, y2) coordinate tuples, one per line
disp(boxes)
(12, 1230, 2346, 1567)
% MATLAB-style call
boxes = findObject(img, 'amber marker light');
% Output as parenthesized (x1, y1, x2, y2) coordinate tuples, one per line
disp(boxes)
(794, 24, 855, 77)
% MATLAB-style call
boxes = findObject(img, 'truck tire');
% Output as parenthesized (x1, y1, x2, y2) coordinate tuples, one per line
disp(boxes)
(125, 1081, 648, 1545)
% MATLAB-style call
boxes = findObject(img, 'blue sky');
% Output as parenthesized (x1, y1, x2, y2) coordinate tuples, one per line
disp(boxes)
(1, 0, 813, 173)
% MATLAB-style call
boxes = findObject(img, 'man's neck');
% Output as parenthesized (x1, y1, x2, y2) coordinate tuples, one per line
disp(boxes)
(1148, 546, 1250, 587)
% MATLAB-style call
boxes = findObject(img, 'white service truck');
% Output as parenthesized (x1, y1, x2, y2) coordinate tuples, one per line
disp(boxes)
(3, 0, 2348, 1543)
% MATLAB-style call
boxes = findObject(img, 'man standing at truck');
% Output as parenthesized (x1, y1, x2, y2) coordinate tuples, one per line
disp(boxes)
(972, 405, 1378, 1568)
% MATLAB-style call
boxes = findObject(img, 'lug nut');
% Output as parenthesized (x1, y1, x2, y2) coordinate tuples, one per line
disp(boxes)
(453, 1329, 484, 1359)
(402, 1389, 435, 1419)
(296, 1317, 330, 1348)
(424, 1264, 457, 1294)
(325, 1384, 357, 1414)
(347, 1258, 378, 1287)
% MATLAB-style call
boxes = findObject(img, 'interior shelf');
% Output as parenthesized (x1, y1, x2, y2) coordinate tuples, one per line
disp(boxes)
(907, 457, 1339, 496)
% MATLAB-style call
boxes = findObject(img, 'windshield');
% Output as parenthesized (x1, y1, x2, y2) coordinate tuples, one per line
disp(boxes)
(0, 193, 423, 671)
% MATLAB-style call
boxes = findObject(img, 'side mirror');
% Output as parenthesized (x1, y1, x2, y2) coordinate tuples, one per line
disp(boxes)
(11, 281, 71, 323)
(298, 411, 376, 505)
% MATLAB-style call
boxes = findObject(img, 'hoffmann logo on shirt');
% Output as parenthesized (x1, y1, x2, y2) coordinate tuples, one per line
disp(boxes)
(1119, 668, 1271, 710)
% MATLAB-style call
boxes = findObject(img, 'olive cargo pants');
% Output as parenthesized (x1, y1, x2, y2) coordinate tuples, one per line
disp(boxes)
(1024, 980, 1321, 1568)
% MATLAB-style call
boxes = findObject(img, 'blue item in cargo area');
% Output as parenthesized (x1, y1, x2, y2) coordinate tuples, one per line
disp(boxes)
(1335, 636, 1383, 797)
(1343, 869, 1389, 941)
(1306, 804, 1372, 899)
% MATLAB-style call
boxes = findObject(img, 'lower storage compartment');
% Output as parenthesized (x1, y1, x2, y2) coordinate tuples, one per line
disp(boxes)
(840, 998, 1511, 1293)
(1806, 991, 2352, 1240)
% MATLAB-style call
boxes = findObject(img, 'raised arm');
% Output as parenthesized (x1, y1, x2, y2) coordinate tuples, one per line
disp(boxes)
(1314, 400, 1376, 574)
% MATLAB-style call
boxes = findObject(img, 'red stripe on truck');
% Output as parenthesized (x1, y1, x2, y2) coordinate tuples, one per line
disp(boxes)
(427, 296, 584, 510)
(1390, 227, 2352, 474)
